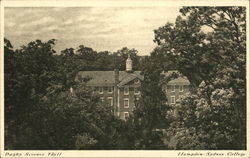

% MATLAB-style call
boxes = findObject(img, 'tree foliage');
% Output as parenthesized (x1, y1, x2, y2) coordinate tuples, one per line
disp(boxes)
(62, 46, 142, 71)
(4, 39, 57, 149)
(4, 39, 133, 149)
(131, 50, 172, 149)
(153, 7, 246, 149)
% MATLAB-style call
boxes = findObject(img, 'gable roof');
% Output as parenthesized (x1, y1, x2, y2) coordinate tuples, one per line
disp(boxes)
(77, 71, 143, 86)
(117, 71, 143, 86)
(77, 70, 190, 87)
(167, 77, 190, 85)
(162, 70, 190, 85)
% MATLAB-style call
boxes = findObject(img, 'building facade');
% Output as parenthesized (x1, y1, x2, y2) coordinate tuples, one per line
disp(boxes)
(76, 55, 190, 120)
(162, 72, 190, 105)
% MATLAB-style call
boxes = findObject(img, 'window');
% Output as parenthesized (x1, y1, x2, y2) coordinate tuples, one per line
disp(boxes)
(171, 96, 175, 104)
(99, 87, 103, 94)
(175, 85, 179, 89)
(134, 79, 140, 84)
(70, 87, 74, 96)
(124, 98, 129, 108)
(100, 97, 104, 102)
(171, 85, 175, 92)
(124, 87, 129, 95)
(124, 112, 129, 120)
(108, 87, 113, 93)
(108, 97, 113, 106)
(134, 87, 140, 95)
(179, 85, 184, 92)
(138, 118, 142, 125)
(164, 85, 168, 93)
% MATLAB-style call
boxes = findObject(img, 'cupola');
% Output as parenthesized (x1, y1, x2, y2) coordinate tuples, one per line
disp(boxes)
(126, 54, 132, 72)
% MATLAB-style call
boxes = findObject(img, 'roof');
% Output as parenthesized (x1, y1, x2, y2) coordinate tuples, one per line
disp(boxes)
(76, 70, 190, 86)
(167, 77, 190, 85)
(117, 71, 143, 86)
(162, 70, 190, 85)
(77, 71, 143, 86)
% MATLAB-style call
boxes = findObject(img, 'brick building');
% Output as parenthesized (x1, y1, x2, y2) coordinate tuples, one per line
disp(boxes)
(76, 55, 190, 120)
(162, 71, 190, 105)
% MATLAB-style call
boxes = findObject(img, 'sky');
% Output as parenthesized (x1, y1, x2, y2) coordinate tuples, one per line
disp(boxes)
(4, 7, 180, 56)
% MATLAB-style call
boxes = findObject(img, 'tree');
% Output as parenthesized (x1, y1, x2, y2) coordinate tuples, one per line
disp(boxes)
(4, 39, 57, 149)
(59, 46, 142, 71)
(154, 7, 246, 149)
(4, 39, 133, 149)
(4, 38, 16, 149)
(96, 51, 114, 70)
(38, 82, 122, 149)
(113, 47, 141, 71)
(76, 45, 98, 61)
(131, 50, 171, 149)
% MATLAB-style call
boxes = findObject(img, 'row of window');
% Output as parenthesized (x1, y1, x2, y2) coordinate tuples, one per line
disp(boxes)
(97, 87, 140, 95)
(170, 95, 183, 104)
(95, 85, 184, 95)
(100, 95, 180, 108)
(166, 85, 184, 92)
(100, 95, 181, 107)
(122, 96, 184, 120)
(98, 91, 182, 106)
(100, 97, 139, 108)
(105, 97, 181, 120)
(100, 97, 114, 106)
(124, 87, 140, 95)
(98, 87, 113, 94)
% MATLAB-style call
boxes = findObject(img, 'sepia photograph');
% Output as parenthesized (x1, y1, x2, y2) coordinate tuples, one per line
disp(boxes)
(1, 0, 249, 157)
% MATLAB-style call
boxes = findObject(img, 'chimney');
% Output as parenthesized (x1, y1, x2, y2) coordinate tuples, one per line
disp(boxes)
(114, 69, 119, 85)
(114, 69, 119, 117)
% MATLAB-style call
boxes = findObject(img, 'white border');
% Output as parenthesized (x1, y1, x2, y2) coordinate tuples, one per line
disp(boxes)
(1, 0, 5, 156)
(1, 0, 249, 157)
(1, 0, 249, 7)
